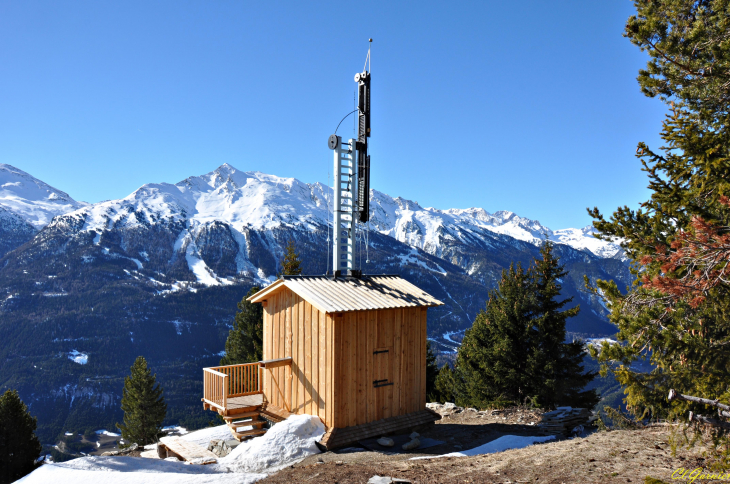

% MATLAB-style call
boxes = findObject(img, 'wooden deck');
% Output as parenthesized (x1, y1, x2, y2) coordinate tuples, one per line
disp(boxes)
(227, 393, 264, 413)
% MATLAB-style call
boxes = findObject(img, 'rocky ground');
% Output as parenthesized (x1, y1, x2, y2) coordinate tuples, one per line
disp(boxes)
(258, 405, 711, 484)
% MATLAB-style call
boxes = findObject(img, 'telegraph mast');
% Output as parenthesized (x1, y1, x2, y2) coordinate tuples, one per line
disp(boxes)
(328, 41, 372, 278)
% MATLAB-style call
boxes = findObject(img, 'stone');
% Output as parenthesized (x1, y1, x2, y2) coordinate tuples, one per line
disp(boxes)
(207, 439, 233, 457)
(368, 477, 412, 484)
(224, 439, 241, 449)
(377, 437, 395, 447)
(402, 438, 420, 451)
(409, 432, 420, 439)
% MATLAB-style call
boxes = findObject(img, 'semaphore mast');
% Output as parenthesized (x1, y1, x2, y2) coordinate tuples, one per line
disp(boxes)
(328, 40, 372, 278)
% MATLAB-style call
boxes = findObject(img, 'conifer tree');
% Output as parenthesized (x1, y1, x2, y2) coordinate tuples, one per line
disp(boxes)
(280, 240, 302, 276)
(0, 390, 42, 484)
(589, 0, 730, 420)
(433, 364, 457, 404)
(531, 241, 598, 409)
(457, 263, 536, 408)
(221, 286, 264, 365)
(425, 341, 439, 402)
(456, 246, 597, 409)
(116, 356, 167, 446)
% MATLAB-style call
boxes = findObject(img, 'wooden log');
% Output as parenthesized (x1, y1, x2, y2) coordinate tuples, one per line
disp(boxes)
(689, 412, 730, 430)
(668, 389, 730, 411)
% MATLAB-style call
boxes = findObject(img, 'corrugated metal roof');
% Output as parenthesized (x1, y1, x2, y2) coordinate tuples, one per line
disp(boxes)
(248, 275, 444, 313)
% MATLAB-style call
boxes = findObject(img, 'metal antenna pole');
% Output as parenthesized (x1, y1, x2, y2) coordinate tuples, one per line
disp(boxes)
(331, 137, 357, 277)
(328, 41, 372, 278)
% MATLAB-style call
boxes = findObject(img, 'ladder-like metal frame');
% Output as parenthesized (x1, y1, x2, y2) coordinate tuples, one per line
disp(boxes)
(332, 137, 357, 274)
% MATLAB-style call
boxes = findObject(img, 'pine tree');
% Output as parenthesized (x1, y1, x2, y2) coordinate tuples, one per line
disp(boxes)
(280, 240, 302, 276)
(221, 286, 264, 365)
(456, 247, 597, 409)
(457, 263, 536, 408)
(434, 364, 457, 404)
(0, 390, 42, 484)
(531, 241, 598, 409)
(425, 341, 439, 402)
(624, 0, 730, 123)
(588, 0, 730, 420)
(116, 356, 167, 446)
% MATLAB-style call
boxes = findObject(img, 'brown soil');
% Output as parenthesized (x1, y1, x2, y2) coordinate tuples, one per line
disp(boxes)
(259, 408, 710, 484)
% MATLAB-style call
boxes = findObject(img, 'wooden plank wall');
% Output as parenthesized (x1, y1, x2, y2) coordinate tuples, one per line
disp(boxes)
(332, 306, 428, 429)
(262, 288, 428, 430)
(262, 289, 333, 427)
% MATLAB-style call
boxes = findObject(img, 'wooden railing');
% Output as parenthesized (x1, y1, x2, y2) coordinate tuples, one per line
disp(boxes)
(203, 362, 261, 411)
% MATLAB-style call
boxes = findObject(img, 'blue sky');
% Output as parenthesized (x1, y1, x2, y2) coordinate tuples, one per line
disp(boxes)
(0, 1, 666, 229)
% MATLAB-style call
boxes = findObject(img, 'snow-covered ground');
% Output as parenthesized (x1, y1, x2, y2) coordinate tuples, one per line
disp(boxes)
(218, 414, 325, 474)
(17, 456, 265, 484)
(19, 415, 325, 484)
(67, 350, 88, 365)
(411, 434, 555, 460)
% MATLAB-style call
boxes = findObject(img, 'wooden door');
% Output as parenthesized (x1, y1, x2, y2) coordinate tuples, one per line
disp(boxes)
(373, 346, 393, 420)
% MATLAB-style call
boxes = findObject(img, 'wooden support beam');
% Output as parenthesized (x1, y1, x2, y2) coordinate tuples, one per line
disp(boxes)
(259, 357, 293, 369)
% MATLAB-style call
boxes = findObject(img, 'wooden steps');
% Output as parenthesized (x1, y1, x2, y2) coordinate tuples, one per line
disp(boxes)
(232, 428, 267, 439)
(223, 408, 268, 442)
(222, 411, 259, 421)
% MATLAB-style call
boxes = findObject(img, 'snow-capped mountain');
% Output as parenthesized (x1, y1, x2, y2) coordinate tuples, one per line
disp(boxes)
(0, 164, 86, 229)
(368, 192, 623, 261)
(0, 162, 630, 444)
(47, 163, 620, 287)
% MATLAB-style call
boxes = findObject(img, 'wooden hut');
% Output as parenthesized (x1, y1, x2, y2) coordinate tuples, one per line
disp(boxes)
(202, 274, 444, 448)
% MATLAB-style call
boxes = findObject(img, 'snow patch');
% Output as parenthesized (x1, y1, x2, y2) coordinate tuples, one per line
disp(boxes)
(178, 425, 233, 448)
(411, 434, 555, 460)
(67, 350, 88, 365)
(16, 456, 265, 484)
(185, 243, 221, 286)
(219, 414, 325, 473)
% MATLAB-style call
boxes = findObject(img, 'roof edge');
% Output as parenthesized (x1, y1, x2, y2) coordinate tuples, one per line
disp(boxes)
(247, 278, 284, 303)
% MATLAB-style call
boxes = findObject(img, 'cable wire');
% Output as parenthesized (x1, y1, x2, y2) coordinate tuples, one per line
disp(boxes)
(334, 109, 358, 136)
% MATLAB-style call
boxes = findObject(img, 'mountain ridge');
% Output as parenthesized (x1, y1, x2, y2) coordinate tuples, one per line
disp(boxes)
(0, 162, 629, 442)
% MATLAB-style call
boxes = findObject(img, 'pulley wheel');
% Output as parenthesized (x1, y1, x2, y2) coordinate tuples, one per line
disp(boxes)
(328, 134, 339, 150)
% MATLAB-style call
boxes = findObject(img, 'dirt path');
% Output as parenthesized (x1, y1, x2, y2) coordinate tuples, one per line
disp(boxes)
(260, 409, 709, 484)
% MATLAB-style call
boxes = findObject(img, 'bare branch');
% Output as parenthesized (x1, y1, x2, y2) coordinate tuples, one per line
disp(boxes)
(668, 389, 730, 411)
(689, 412, 730, 430)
